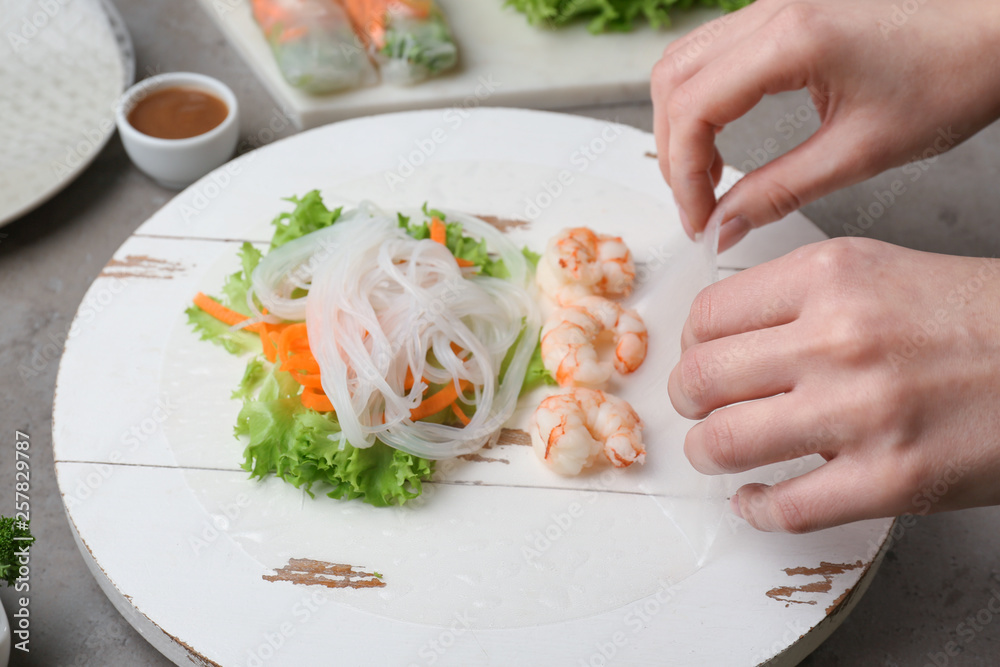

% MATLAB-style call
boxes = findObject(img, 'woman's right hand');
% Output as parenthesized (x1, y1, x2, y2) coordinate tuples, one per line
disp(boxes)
(651, 0, 1000, 249)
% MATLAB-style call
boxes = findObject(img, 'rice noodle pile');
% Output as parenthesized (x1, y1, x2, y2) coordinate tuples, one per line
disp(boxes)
(248, 202, 541, 459)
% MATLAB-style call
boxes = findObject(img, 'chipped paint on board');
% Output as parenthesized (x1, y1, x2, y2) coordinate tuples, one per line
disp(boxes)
(473, 214, 530, 232)
(263, 558, 386, 589)
(459, 452, 510, 464)
(766, 561, 864, 607)
(458, 428, 531, 463)
(100, 254, 185, 280)
(497, 428, 531, 447)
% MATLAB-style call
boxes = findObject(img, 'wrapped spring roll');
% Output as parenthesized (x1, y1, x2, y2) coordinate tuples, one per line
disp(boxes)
(341, 0, 458, 85)
(252, 0, 377, 94)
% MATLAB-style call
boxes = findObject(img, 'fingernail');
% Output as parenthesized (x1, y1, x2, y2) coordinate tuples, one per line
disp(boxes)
(719, 215, 751, 252)
(730, 494, 743, 519)
(674, 195, 694, 239)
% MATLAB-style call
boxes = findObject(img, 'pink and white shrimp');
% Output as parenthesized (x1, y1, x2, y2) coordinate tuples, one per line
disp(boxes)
(536, 227, 636, 306)
(531, 387, 645, 476)
(540, 295, 648, 387)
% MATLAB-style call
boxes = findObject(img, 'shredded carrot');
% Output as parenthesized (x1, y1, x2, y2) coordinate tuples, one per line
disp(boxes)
(192, 292, 335, 411)
(428, 218, 476, 268)
(451, 402, 470, 425)
(301, 387, 334, 412)
(258, 322, 284, 363)
(429, 216, 447, 245)
(397, 0, 432, 19)
(193, 292, 249, 327)
(276, 323, 327, 389)
(410, 380, 471, 421)
(277, 323, 310, 362)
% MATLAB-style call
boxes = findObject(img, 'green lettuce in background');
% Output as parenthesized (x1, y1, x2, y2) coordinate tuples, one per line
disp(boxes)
(506, 0, 753, 33)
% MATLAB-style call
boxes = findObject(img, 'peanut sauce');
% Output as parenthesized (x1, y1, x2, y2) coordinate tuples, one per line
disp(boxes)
(127, 86, 228, 140)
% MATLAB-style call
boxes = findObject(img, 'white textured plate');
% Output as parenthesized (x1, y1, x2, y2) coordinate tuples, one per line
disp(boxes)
(0, 0, 134, 226)
(53, 108, 893, 666)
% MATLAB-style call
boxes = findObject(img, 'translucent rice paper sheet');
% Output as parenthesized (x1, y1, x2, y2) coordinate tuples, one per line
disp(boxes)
(633, 215, 728, 569)
(528, 210, 731, 608)
(162, 190, 733, 630)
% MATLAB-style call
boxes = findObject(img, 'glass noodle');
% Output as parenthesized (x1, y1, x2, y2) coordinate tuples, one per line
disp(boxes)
(246, 202, 541, 459)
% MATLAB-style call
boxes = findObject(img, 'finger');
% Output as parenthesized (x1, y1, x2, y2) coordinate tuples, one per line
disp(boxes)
(654, 2, 771, 190)
(661, 0, 777, 83)
(732, 457, 898, 533)
(707, 119, 882, 232)
(669, 325, 796, 419)
(652, 80, 677, 221)
(718, 214, 751, 252)
(666, 100, 718, 240)
(684, 392, 835, 475)
(667, 21, 823, 235)
(680, 259, 804, 351)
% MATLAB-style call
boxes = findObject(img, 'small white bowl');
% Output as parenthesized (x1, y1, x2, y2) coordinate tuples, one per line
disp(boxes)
(115, 72, 239, 190)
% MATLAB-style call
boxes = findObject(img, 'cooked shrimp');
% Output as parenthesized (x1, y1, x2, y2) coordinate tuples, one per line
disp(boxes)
(536, 227, 636, 305)
(531, 388, 645, 475)
(540, 295, 648, 386)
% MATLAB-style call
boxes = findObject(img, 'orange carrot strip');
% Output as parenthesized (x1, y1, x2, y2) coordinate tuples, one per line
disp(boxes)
(410, 380, 471, 421)
(451, 402, 470, 425)
(290, 371, 324, 389)
(429, 216, 447, 245)
(258, 323, 282, 362)
(428, 219, 476, 268)
(301, 387, 335, 412)
(283, 355, 321, 374)
(193, 292, 248, 327)
(276, 323, 309, 367)
(398, 0, 432, 19)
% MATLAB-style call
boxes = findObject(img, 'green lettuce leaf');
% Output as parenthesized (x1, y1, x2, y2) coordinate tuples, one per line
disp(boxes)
(521, 339, 557, 395)
(270, 190, 343, 249)
(400, 205, 510, 277)
(380, 10, 458, 77)
(186, 242, 264, 354)
(232, 357, 268, 400)
(236, 365, 434, 507)
(221, 243, 263, 316)
(505, 0, 753, 33)
(521, 246, 542, 269)
(185, 305, 261, 356)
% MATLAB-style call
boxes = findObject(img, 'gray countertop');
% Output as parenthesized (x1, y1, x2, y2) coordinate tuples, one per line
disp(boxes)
(1, 0, 999, 665)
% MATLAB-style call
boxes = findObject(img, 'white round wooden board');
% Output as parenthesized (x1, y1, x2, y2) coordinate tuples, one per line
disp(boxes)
(53, 108, 893, 666)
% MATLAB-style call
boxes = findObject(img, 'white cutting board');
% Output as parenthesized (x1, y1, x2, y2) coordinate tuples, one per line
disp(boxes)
(196, 0, 719, 129)
(53, 109, 894, 666)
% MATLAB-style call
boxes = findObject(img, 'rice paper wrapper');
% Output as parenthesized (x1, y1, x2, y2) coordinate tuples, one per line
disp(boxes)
(161, 173, 733, 629)
(252, 0, 377, 94)
(368, 2, 458, 85)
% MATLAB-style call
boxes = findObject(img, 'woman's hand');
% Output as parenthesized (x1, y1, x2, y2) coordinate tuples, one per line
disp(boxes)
(652, 0, 1000, 250)
(669, 237, 1000, 532)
